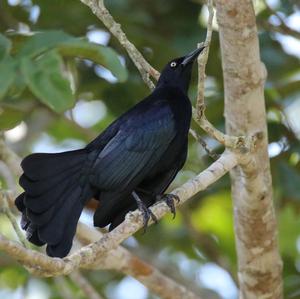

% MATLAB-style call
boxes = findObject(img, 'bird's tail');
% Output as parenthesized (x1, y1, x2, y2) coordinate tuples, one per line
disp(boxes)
(15, 149, 94, 258)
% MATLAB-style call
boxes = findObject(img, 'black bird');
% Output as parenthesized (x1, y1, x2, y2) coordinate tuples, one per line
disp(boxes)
(15, 47, 204, 258)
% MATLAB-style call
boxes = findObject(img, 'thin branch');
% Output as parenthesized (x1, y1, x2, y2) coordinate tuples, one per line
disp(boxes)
(63, 151, 237, 272)
(258, 19, 300, 40)
(0, 191, 30, 248)
(193, 107, 241, 148)
(0, 161, 15, 191)
(193, 1, 251, 150)
(189, 128, 219, 160)
(69, 270, 105, 299)
(0, 137, 22, 177)
(53, 276, 74, 299)
(0, 151, 237, 277)
(260, 0, 300, 40)
(196, 0, 214, 111)
(79, 0, 159, 90)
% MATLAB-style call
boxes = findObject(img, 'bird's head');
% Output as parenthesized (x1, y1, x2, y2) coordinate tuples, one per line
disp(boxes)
(157, 46, 205, 93)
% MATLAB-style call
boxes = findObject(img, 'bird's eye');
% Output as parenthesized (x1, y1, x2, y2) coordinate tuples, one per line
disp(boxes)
(170, 62, 177, 68)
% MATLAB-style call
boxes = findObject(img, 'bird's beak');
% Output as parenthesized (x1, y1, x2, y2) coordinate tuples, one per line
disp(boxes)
(181, 46, 205, 66)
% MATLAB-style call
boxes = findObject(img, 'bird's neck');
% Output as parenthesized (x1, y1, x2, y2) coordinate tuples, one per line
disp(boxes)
(155, 80, 189, 95)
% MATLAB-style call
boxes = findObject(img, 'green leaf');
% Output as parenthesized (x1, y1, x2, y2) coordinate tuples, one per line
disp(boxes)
(0, 33, 12, 60)
(18, 30, 73, 58)
(0, 56, 16, 100)
(0, 106, 24, 130)
(21, 51, 74, 112)
(58, 39, 128, 82)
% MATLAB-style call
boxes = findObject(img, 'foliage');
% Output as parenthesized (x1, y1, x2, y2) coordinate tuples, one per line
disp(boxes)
(0, 0, 299, 299)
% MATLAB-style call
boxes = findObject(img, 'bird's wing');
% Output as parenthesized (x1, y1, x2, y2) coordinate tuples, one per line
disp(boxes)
(90, 101, 176, 190)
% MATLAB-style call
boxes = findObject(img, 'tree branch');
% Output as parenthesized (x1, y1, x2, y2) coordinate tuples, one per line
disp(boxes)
(192, 1, 258, 150)
(0, 151, 237, 277)
(189, 128, 219, 160)
(79, 0, 159, 90)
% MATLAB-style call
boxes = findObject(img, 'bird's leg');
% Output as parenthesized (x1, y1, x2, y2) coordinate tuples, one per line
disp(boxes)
(135, 187, 154, 197)
(132, 191, 158, 232)
(156, 194, 180, 219)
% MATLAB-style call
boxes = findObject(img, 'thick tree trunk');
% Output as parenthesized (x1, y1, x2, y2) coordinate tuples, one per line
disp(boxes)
(215, 1, 283, 298)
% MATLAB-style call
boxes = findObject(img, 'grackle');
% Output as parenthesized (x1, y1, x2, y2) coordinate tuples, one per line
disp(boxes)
(15, 46, 205, 258)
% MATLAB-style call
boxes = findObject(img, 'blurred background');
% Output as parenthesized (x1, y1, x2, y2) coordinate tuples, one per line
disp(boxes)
(0, 0, 299, 298)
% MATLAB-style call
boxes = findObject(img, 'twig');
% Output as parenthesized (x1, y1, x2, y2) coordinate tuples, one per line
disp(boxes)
(258, 19, 300, 40)
(0, 191, 30, 248)
(259, 0, 300, 39)
(79, 0, 159, 90)
(53, 276, 74, 299)
(192, 107, 250, 149)
(0, 137, 22, 177)
(0, 161, 16, 192)
(189, 128, 219, 160)
(69, 270, 105, 299)
(193, 0, 250, 150)
(196, 0, 214, 110)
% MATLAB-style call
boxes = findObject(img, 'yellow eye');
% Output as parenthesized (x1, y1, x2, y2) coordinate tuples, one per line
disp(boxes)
(170, 62, 177, 68)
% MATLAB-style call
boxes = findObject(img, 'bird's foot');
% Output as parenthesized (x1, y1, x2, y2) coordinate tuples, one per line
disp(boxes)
(132, 191, 157, 233)
(138, 202, 158, 233)
(156, 193, 180, 219)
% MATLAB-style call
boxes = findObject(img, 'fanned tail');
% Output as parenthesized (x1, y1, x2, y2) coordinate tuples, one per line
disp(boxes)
(15, 149, 94, 258)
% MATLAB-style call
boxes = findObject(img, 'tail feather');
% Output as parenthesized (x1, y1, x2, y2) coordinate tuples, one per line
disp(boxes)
(21, 150, 86, 180)
(24, 175, 80, 213)
(15, 193, 45, 246)
(26, 223, 46, 246)
(46, 199, 84, 257)
(25, 183, 74, 226)
(15, 149, 94, 258)
(19, 162, 82, 197)
(93, 191, 130, 228)
(38, 185, 83, 245)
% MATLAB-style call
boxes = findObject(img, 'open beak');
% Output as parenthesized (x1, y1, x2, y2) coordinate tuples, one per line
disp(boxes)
(181, 46, 205, 66)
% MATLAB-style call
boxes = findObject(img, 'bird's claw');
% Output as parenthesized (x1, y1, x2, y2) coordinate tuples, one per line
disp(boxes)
(138, 202, 158, 233)
(157, 193, 180, 219)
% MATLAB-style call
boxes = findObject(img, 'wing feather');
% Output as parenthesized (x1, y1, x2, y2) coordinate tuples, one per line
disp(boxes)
(90, 102, 176, 190)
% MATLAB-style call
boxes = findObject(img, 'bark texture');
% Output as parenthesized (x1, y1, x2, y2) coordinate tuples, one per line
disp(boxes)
(215, 1, 283, 298)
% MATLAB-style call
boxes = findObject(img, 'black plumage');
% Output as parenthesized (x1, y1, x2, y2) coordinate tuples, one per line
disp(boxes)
(15, 47, 204, 258)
